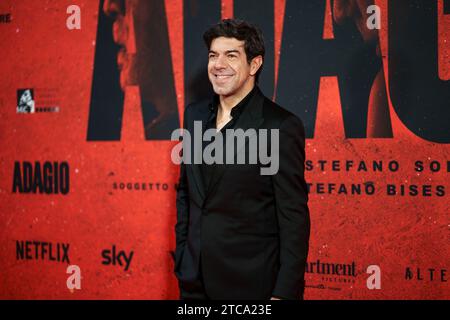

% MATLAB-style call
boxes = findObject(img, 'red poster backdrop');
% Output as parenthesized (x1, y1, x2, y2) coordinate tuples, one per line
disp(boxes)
(0, 0, 448, 299)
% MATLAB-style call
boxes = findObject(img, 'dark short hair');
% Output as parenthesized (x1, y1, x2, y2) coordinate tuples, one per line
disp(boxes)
(203, 19, 265, 82)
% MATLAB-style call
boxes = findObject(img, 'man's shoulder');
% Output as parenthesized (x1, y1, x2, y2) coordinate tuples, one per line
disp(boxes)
(185, 99, 210, 115)
(181, 100, 211, 125)
(262, 97, 305, 131)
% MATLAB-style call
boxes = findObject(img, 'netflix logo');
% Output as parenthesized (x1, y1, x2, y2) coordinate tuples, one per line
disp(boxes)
(16, 240, 70, 264)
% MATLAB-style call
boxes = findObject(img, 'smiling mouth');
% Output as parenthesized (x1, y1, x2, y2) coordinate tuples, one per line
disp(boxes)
(214, 74, 234, 79)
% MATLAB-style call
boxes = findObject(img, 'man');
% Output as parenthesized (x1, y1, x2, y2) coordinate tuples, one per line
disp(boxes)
(101, 0, 179, 138)
(174, 19, 310, 300)
(333, 0, 391, 138)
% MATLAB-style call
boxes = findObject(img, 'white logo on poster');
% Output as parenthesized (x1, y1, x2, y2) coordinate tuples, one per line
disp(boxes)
(17, 89, 35, 113)
(66, 265, 81, 291)
(66, 5, 81, 30)
(366, 265, 381, 289)
(366, 5, 381, 30)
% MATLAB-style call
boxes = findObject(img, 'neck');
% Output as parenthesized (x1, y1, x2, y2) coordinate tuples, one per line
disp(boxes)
(218, 79, 255, 114)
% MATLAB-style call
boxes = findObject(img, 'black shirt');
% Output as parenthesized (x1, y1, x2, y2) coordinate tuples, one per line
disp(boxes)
(200, 86, 257, 193)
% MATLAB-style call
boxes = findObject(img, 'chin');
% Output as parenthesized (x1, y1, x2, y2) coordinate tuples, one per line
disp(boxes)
(120, 71, 128, 91)
(212, 85, 235, 97)
(119, 61, 138, 90)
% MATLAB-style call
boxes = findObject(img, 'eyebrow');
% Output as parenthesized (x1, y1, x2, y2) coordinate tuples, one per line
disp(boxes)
(209, 50, 241, 54)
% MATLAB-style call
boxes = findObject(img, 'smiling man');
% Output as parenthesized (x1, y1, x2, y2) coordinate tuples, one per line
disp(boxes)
(174, 19, 310, 300)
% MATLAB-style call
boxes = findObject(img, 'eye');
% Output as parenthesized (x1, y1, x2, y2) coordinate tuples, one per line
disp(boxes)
(208, 53, 216, 59)
(227, 54, 237, 59)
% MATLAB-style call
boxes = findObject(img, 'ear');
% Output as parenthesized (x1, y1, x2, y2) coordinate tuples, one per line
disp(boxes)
(249, 55, 263, 76)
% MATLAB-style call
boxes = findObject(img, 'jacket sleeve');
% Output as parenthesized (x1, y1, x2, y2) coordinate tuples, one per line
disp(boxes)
(174, 105, 191, 272)
(271, 114, 311, 299)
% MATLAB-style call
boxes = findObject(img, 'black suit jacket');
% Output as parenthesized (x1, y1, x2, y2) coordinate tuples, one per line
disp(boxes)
(174, 87, 310, 300)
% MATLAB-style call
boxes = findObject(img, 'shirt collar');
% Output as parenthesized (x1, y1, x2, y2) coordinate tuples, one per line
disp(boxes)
(208, 86, 258, 120)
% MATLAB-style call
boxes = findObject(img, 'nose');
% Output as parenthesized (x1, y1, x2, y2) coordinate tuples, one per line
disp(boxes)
(103, 0, 125, 18)
(213, 54, 228, 70)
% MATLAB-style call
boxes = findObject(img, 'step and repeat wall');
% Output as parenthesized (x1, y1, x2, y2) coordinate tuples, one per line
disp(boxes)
(0, 0, 448, 299)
